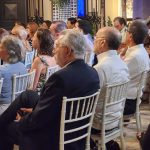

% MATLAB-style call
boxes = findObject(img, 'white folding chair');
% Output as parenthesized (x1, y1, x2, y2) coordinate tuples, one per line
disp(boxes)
(124, 70, 147, 132)
(92, 81, 129, 150)
(0, 78, 3, 94)
(59, 89, 100, 150)
(24, 51, 35, 68)
(45, 65, 60, 81)
(11, 70, 35, 102)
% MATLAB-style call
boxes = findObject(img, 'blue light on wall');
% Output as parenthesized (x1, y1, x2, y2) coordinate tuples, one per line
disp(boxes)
(77, 0, 85, 17)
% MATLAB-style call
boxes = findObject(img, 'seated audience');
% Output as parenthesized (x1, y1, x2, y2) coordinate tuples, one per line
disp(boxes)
(144, 35, 150, 55)
(0, 29, 100, 150)
(41, 20, 51, 29)
(0, 35, 27, 114)
(67, 17, 77, 29)
(142, 35, 150, 102)
(91, 27, 129, 149)
(30, 28, 56, 91)
(11, 25, 32, 52)
(49, 20, 67, 40)
(74, 19, 95, 66)
(14, 21, 26, 28)
(146, 16, 150, 35)
(123, 20, 150, 115)
(0, 28, 9, 41)
(26, 22, 39, 47)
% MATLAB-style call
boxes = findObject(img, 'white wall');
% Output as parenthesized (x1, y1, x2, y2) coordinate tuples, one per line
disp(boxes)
(105, 0, 122, 22)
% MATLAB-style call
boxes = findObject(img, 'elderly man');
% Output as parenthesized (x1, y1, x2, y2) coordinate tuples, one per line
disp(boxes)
(49, 20, 67, 40)
(91, 27, 129, 149)
(123, 20, 150, 115)
(0, 29, 99, 150)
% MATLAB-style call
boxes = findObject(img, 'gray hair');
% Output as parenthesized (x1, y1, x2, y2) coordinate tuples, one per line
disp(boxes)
(1, 35, 24, 63)
(58, 29, 86, 59)
(52, 21, 67, 33)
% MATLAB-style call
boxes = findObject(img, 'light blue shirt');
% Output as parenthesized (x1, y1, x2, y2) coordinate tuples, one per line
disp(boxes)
(0, 62, 27, 104)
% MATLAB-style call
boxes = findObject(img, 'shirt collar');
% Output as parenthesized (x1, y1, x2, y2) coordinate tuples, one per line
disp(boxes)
(121, 26, 127, 33)
(97, 50, 117, 62)
(125, 44, 144, 56)
(62, 59, 83, 69)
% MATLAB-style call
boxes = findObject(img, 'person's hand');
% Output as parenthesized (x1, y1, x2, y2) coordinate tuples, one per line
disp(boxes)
(16, 112, 22, 121)
(20, 108, 33, 113)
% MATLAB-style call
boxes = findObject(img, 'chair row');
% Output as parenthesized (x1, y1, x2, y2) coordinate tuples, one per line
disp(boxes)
(60, 70, 147, 150)
(1, 68, 146, 150)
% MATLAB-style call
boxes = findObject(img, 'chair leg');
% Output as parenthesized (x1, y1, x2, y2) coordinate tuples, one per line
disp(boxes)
(101, 140, 106, 150)
(136, 112, 142, 132)
(120, 132, 126, 150)
(139, 113, 142, 131)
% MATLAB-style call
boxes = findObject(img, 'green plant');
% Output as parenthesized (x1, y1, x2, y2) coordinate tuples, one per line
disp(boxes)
(106, 16, 113, 26)
(50, 0, 70, 7)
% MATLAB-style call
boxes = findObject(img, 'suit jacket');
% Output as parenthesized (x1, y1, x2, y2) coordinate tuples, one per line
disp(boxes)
(19, 59, 100, 150)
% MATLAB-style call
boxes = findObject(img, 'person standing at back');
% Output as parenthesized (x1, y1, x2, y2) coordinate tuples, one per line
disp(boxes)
(114, 17, 128, 53)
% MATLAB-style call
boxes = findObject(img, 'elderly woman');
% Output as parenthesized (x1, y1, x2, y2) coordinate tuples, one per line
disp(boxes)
(0, 35, 27, 114)
(30, 28, 56, 92)
(0, 28, 9, 65)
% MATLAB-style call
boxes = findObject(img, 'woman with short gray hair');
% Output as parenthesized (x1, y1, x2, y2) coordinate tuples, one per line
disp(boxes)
(0, 35, 27, 114)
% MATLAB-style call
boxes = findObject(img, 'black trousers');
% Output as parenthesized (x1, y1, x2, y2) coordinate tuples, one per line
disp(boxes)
(0, 90, 39, 150)
(123, 99, 137, 115)
(142, 124, 150, 150)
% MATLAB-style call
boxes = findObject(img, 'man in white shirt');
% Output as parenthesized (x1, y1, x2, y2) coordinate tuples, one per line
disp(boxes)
(113, 17, 127, 43)
(123, 20, 150, 115)
(92, 27, 129, 131)
(90, 26, 129, 149)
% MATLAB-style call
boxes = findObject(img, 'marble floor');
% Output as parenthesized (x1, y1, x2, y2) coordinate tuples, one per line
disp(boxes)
(14, 103, 150, 150)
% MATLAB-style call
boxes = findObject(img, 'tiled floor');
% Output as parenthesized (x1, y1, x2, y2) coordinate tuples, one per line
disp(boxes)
(123, 103, 150, 150)
(14, 103, 150, 150)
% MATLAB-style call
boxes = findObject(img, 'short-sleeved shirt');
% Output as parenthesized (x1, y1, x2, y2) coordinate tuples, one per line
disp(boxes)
(0, 62, 27, 104)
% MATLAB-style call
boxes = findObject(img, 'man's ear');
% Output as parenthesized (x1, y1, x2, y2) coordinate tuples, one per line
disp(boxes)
(65, 47, 72, 57)
(100, 39, 106, 48)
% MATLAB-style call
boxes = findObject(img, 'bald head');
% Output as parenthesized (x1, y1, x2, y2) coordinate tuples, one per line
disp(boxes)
(96, 27, 121, 50)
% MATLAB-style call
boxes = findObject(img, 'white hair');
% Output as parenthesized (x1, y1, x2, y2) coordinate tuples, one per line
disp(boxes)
(58, 29, 86, 59)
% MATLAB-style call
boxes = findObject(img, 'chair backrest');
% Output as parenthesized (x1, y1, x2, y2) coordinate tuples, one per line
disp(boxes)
(24, 51, 35, 68)
(59, 89, 100, 150)
(136, 70, 147, 111)
(11, 70, 35, 102)
(0, 78, 3, 94)
(45, 65, 59, 81)
(100, 81, 128, 143)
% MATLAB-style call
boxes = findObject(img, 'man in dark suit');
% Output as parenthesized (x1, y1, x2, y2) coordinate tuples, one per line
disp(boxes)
(0, 29, 100, 150)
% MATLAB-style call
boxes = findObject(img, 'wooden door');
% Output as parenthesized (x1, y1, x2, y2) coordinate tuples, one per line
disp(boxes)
(0, 0, 27, 30)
